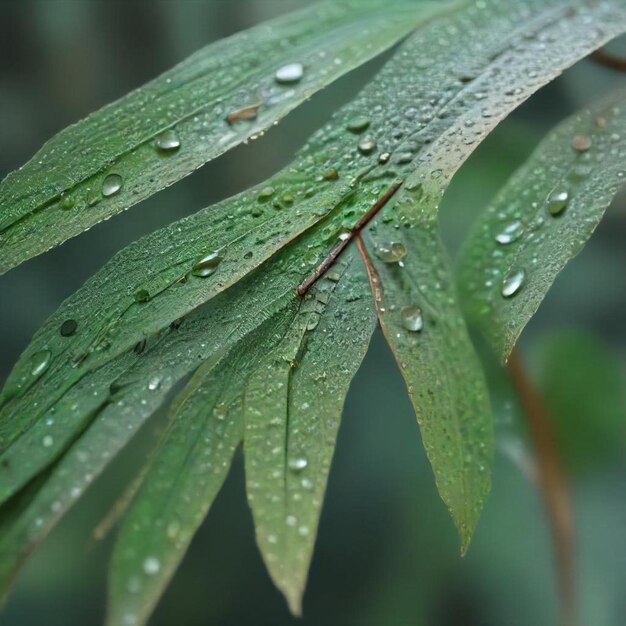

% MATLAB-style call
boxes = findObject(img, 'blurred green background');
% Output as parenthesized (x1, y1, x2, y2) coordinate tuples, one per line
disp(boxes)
(1, 2, 626, 625)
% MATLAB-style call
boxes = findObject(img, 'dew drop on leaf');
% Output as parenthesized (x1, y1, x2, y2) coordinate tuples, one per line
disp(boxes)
(501, 269, 525, 298)
(102, 173, 123, 197)
(547, 189, 569, 216)
(192, 251, 223, 277)
(143, 557, 160, 575)
(60, 319, 78, 337)
(495, 220, 523, 244)
(275, 62, 304, 84)
(154, 130, 181, 153)
(376, 242, 407, 263)
(358, 138, 377, 155)
(288, 457, 308, 471)
(400, 306, 423, 332)
(346, 116, 371, 134)
(31, 350, 51, 377)
(571, 135, 592, 152)
(134, 289, 151, 303)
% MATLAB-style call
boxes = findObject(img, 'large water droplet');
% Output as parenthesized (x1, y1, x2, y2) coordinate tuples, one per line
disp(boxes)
(60, 319, 78, 337)
(102, 174, 123, 197)
(547, 189, 569, 216)
(192, 251, 223, 277)
(358, 138, 377, 155)
(501, 269, 525, 298)
(495, 220, 523, 244)
(31, 350, 51, 377)
(275, 63, 304, 84)
(143, 557, 160, 575)
(288, 457, 308, 471)
(347, 116, 371, 134)
(401, 306, 423, 332)
(571, 135, 592, 152)
(155, 130, 181, 153)
(376, 242, 407, 263)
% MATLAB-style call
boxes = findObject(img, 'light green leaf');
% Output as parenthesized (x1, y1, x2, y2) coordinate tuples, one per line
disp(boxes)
(106, 309, 297, 626)
(244, 252, 376, 614)
(457, 89, 626, 360)
(358, 188, 493, 550)
(0, 0, 444, 273)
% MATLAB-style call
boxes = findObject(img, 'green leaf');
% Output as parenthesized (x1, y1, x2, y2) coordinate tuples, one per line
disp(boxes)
(0, 218, 356, 598)
(358, 188, 493, 550)
(106, 309, 297, 626)
(537, 330, 626, 474)
(0, 0, 444, 274)
(3, 0, 626, 613)
(243, 252, 376, 613)
(457, 89, 626, 360)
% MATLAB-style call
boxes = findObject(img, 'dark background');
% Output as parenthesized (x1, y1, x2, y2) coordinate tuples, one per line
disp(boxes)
(1, 2, 625, 625)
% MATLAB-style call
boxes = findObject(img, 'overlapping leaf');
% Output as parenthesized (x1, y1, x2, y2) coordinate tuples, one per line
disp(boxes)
(458, 89, 626, 360)
(358, 188, 493, 549)
(0, 0, 445, 273)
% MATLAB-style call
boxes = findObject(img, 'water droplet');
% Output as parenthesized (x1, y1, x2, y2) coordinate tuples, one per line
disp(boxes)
(495, 220, 523, 244)
(42, 435, 54, 448)
(31, 350, 51, 377)
(134, 289, 151, 303)
(154, 129, 181, 152)
(192, 251, 223, 278)
(226, 103, 261, 124)
(60, 194, 75, 210)
(166, 521, 181, 540)
(358, 138, 377, 155)
(323, 168, 339, 181)
(346, 116, 371, 134)
(134, 339, 147, 354)
(378, 152, 391, 164)
(547, 189, 568, 216)
(275, 63, 304, 84)
(257, 186, 275, 202)
(143, 557, 160, 575)
(213, 403, 227, 421)
(60, 319, 78, 337)
(102, 173, 123, 197)
(400, 306, 423, 332)
(501, 269, 525, 298)
(376, 242, 407, 263)
(148, 376, 161, 391)
(288, 457, 308, 471)
(571, 135, 592, 152)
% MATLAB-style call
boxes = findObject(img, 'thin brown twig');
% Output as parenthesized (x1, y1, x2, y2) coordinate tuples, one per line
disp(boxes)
(590, 49, 626, 72)
(296, 181, 402, 297)
(507, 349, 577, 626)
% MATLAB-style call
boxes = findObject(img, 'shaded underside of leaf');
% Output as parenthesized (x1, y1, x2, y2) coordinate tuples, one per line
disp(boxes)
(357, 191, 493, 549)
(0, 0, 446, 273)
(457, 88, 626, 360)
(243, 252, 377, 614)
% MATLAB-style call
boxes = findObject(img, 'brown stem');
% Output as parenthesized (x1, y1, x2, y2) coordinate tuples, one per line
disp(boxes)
(296, 182, 402, 296)
(590, 49, 626, 72)
(507, 349, 577, 626)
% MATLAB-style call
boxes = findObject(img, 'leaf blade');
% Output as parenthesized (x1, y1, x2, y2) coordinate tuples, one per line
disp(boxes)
(457, 89, 626, 360)
(0, 0, 446, 273)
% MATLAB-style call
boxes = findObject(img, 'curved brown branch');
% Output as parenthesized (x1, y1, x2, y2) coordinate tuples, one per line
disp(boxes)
(591, 49, 626, 72)
(507, 349, 577, 626)
(296, 182, 402, 296)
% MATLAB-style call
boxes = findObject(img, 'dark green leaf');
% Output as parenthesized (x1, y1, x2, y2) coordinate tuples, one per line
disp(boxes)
(458, 89, 626, 360)
(0, 0, 445, 273)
